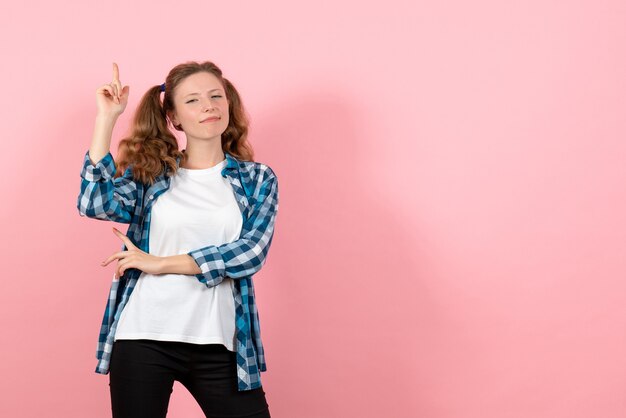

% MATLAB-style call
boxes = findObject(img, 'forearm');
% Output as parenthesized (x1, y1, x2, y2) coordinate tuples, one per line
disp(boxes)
(159, 254, 202, 275)
(89, 114, 119, 164)
(186, 172, 278, 287)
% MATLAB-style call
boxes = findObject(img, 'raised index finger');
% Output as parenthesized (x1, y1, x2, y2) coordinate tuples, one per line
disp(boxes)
(112, 62, 120, 83)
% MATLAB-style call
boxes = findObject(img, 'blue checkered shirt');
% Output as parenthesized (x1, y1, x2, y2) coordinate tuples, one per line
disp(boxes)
(77, 149, 279, 391)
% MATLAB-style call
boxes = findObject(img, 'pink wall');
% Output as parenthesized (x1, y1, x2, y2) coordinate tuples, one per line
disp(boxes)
(0, 1, 624, 417)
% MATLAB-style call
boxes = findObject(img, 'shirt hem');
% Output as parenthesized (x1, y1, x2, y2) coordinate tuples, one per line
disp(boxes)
(114, 333, 236, 351)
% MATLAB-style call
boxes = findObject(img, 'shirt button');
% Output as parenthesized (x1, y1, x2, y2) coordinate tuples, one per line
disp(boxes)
(149, 195, 154, 200)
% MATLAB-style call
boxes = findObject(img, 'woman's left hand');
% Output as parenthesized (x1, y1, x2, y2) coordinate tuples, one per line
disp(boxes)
(101, 227, 163, 279)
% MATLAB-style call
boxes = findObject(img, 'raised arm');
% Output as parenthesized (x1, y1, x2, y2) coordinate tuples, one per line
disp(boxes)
(89, 62, 129, 162)
(77, 62, 136, 223)
(186, 169, 279, 287)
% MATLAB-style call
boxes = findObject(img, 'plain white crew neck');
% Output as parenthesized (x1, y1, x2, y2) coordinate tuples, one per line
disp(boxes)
(178, 158, 227, 177)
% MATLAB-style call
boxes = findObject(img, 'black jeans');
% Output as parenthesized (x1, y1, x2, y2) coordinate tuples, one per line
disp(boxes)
(109, 339, 271, 418)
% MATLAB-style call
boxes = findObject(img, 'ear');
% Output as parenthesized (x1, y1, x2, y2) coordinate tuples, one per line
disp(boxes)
(167, 110, 178, 126)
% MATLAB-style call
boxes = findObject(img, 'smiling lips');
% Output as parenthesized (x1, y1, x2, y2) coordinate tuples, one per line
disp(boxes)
(201, 116, 220, 123)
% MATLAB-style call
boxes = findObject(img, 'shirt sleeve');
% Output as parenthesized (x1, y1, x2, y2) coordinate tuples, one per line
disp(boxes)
(77, 149, 138, 224)
(186, 169, 279, 288)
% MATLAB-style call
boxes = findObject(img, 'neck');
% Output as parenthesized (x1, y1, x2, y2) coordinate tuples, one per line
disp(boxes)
(181, 139, 225, 169)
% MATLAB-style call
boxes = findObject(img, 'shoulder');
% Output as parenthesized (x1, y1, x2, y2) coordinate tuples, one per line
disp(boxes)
(232, 156, 278, 185)
(232, 158, 278, 201)
(241, 160, 276, 180)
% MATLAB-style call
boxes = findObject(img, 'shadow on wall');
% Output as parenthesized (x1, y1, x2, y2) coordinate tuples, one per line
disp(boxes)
(248, 85, 438, 418)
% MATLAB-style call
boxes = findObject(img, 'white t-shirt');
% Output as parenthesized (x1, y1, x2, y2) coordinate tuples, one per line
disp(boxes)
(114, 158, 242, 351)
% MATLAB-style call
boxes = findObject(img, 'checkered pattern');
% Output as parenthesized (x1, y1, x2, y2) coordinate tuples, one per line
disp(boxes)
(77, 148, 279, 391)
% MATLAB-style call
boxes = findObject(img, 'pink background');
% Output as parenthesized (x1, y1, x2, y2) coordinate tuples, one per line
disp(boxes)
(1, 1, 625, 417)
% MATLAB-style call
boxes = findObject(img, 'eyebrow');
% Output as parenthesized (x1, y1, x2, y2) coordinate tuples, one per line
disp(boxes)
(184, 89, 222, 98)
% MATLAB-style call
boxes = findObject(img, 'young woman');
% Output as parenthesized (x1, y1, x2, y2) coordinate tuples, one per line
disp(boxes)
(77, 61, 278, 418)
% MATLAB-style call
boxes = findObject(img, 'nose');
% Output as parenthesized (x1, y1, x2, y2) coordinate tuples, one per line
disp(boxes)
(202, 99, 216, 112)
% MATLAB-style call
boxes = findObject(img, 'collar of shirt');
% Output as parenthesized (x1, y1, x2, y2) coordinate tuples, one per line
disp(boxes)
(175, 150, 239, 173)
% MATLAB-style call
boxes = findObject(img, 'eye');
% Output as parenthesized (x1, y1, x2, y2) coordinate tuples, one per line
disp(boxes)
(212, 95, 222, 98)
(186, 99, 197, 103)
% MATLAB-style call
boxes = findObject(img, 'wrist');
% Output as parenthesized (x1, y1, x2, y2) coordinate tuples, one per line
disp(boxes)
(95, 112, 120, 123)
(157, 256, 168, 275)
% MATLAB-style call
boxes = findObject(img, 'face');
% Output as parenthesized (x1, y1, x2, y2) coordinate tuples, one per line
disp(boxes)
(168, 71, 230, 142)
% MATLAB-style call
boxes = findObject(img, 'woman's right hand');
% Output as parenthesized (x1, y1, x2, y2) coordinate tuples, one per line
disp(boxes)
(95, 62, 130, 118)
